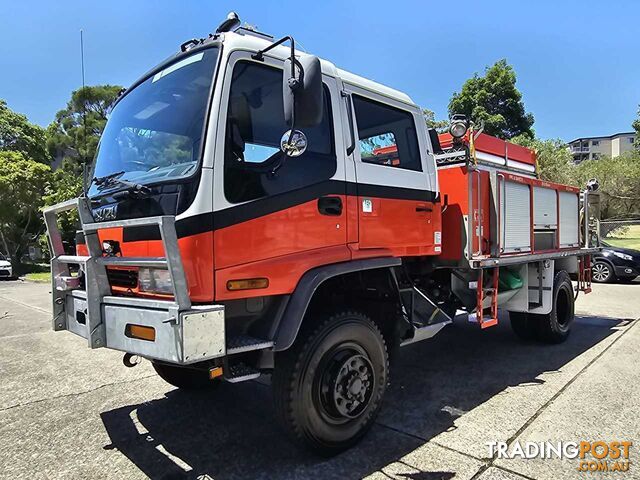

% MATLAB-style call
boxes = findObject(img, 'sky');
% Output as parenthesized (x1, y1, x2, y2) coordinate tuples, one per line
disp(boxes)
(1, 0, 638, 142)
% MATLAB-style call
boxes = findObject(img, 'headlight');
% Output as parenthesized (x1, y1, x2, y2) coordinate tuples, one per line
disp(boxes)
(612, 251, 633, 261)
(138, 268, 173, 294)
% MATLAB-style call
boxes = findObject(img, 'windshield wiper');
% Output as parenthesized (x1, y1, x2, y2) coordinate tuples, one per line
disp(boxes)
(92, 171, 151, 196)
(92, 171, 125, 188)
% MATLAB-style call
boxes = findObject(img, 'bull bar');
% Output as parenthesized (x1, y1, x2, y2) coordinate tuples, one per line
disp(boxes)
(43, 197, 225, 364)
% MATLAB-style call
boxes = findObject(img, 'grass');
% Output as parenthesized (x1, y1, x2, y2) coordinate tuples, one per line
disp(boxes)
(604, 224, 640, 251)
(24, 271, 51, 283)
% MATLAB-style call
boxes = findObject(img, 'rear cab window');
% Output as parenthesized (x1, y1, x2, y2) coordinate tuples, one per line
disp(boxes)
(352, 95, 422, 172)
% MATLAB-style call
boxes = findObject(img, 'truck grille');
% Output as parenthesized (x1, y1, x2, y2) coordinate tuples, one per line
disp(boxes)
(106, 268, 138, 288)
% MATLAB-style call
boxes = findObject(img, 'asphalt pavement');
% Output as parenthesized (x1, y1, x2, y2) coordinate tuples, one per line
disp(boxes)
(0, 279, 638, 479)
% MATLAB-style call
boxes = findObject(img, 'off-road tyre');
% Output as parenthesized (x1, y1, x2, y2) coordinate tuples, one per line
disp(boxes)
(509, 311, 537, 341)
(533, 270, 575, 344)
(272, 311, 389, 456)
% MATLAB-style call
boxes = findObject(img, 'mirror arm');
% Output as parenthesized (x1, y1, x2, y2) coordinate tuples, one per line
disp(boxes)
(342, 91, 356, 156)
(252, 35, 297, 81)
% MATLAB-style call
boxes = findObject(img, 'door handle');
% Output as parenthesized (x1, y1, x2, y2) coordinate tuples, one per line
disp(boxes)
(416, 205, 432, 213)
(318, 196, 343, 216)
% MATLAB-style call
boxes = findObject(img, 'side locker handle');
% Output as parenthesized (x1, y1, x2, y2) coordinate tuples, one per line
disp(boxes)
(318, 196, 343, 216)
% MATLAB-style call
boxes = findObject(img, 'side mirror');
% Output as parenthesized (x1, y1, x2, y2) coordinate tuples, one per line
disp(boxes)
(283, 55, 323, 128)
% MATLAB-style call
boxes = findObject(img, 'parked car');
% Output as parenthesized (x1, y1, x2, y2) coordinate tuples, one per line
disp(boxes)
(0, 254, 13, 279)
(592, 242, 640, 283)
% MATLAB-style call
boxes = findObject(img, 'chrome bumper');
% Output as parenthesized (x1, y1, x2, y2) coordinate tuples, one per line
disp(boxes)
(43, 197, 225, 365)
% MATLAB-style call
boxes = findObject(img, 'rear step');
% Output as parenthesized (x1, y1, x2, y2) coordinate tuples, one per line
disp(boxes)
(226, 335, 274, 355)
(224, 363, 261, 383)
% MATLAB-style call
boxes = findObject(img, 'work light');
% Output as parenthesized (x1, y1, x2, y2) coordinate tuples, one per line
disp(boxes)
(449, 116, 468, 139)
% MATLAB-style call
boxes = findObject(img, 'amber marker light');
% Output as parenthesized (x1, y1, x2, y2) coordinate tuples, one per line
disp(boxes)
(227, 278, 269, 291)
(125, 324, 156, 342)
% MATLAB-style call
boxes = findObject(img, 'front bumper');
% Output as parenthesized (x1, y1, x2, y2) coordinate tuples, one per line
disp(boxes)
(63, 290, 225, 363)
(0, 267, 12, 277)
(43, 197, 226, 365)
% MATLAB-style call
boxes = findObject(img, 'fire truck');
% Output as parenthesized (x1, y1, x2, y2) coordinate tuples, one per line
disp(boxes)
(44, 13, 600, 455)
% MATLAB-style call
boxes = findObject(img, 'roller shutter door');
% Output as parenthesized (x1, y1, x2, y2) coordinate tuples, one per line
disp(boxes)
(500, 181, 531, 253)
(559, 191, 579, 247)
(533, 187, 557, 229)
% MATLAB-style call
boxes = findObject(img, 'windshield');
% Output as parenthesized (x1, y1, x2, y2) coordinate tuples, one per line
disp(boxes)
(89, 48, 219, 196)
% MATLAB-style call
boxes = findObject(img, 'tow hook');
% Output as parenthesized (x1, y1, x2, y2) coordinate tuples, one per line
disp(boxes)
(123, 353, 141, 368)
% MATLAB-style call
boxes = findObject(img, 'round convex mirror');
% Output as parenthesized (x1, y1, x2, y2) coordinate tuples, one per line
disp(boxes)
(280, 130, 308, 157)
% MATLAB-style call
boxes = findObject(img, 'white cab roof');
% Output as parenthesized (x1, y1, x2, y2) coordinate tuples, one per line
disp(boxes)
(224, 31, 416, 107)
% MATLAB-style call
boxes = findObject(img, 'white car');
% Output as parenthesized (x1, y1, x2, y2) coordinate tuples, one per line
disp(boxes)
(0, 254, 13, 279)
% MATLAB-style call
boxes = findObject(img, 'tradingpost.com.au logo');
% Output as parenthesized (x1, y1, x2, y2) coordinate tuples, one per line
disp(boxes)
(487, 441, 633, 473)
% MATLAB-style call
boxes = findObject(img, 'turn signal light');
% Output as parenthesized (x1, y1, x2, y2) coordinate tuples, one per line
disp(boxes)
(209, 366, 223, 379)
(226, 278, 269, 291)
(125, 324, 156, 342)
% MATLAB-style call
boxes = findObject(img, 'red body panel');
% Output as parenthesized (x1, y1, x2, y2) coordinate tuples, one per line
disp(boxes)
(438, 132, 537, 167)
(78, 229, 214, 302)
(214, 197, 347, 270)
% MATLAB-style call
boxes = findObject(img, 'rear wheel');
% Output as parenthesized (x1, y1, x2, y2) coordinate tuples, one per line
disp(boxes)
(272, 311, 388, 456)
(592, 260, 614, 283)
(152, 362, 220, 390)
(536, 270, 574, 343)
(509, 311, 537, 341)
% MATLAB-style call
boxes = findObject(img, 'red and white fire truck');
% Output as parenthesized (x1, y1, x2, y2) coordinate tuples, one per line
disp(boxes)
(44, 13, 600, 454)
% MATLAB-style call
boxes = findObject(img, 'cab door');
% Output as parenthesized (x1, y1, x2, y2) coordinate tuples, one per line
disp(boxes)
(345, 86, 437, 255)
(211, 51, 349, 298)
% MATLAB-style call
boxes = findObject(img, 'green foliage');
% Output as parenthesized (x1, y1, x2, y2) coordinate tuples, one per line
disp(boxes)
(422, 108, 448, 132)
(43, 160, 83, 246)
(0, 151, 51, 267)
(46, 85, 123, 167)
(574, 151, 640, 219)
(448, 59, 534, 140)
(0, 99, 50, 164)
(511, 135, 575, 185)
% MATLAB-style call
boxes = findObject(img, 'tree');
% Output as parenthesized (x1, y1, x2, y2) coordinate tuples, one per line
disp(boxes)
(422, 108, 448, 132)
(574, 152, 640, 219)
(0, 99, 50, 164)
(47, 85, 123, 168)
(633, 104, 640, 150)
(0, 151, 51, 269)
(448, 59, 534, 140)
(511, 135, 575, 185)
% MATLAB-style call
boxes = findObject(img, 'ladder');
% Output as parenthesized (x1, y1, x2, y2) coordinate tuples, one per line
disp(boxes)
(474, 268, 499, 329)
(577, 255, 592, 294)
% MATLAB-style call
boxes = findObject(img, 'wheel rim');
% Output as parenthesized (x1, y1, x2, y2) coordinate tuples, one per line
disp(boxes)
(592, 263, 610, 282)
(316, 344, 375, 422)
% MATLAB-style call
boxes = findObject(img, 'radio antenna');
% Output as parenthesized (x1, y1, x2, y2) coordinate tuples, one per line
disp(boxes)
(80, 29, 88, 198)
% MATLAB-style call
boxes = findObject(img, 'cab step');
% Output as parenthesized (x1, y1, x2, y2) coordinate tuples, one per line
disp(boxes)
(224, 363, 261, 383)
(226, 335, 274, 355)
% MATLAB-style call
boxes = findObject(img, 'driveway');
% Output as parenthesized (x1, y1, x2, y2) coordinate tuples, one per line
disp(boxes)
(0, 279, 638, 479)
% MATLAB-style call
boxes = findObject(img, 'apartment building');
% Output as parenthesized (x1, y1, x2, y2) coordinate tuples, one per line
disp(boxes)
(568, 132, 636, 163)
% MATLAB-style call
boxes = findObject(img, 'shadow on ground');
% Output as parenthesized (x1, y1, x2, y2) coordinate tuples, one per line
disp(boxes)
(100, 313, 624, 480)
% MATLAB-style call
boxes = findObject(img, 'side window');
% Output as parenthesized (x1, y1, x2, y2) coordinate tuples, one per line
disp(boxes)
(224, 61, 336, 204)
(352, 95, 422, 172)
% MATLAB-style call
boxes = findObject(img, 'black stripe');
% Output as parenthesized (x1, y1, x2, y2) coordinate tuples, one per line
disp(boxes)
(75, 230, 86, 245)
(357, 183, 437, 202)
(114, 180, 437, 242)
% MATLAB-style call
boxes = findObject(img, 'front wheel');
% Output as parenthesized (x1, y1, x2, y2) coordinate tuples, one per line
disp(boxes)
(272, 311, 389, 456)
